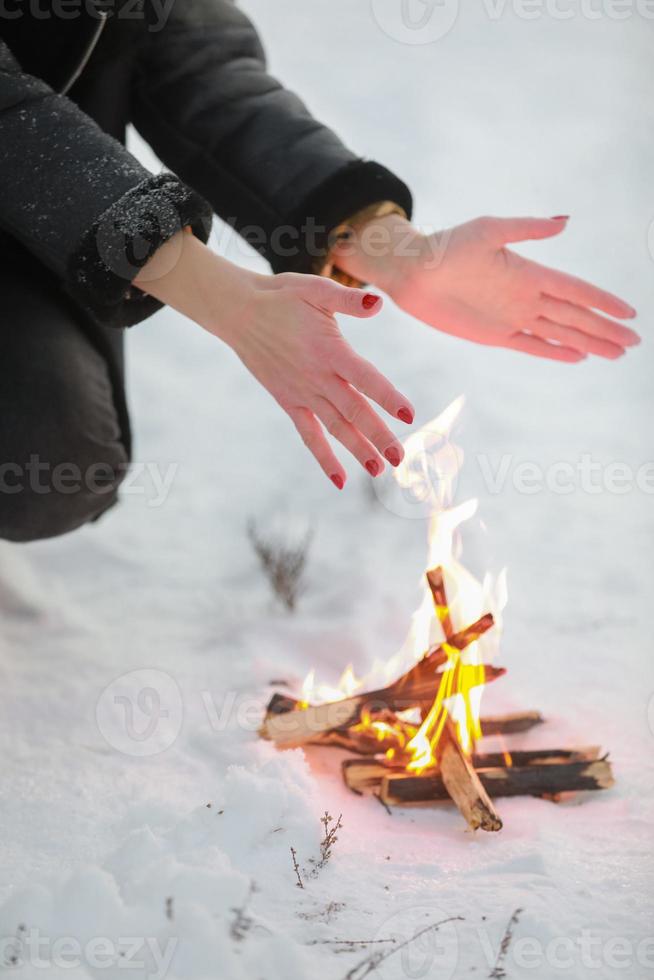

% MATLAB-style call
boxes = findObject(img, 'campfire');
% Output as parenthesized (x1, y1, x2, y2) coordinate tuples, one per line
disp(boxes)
(260, 400, 614, 832)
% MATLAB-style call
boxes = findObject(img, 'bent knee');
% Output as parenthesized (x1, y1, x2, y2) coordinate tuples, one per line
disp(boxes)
(0, 442, 129, 543)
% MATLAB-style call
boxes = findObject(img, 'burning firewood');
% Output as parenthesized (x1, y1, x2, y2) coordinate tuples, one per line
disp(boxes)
(259, 611, 497, 748)
(426, 567, 454, 639)
(379, 757, 615, 806)
(298, 710, 546, 756)
(476, 711, 544, 736)
(342, 746, 603, 794)
(437, 720, 503, 831)
(340, 747, 614, 805)
(259, 561, 616, 833)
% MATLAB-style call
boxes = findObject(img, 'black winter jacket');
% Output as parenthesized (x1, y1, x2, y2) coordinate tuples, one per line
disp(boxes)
(0, 0, 412, 327)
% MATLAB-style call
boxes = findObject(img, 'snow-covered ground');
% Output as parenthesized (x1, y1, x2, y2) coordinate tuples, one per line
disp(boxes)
(1, 2, 653, 978)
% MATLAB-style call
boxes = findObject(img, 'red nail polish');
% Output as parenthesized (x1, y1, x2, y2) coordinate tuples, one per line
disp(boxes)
(362, 293, 380, 310)
(398, 407, 414, 425)
(384, 447, 401, 467)
(365, 459, 380, 477)
(551, 215, 570, 220)
(331, 474, 344, 490)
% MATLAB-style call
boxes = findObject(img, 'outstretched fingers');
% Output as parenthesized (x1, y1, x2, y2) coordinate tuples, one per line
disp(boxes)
(337, 349, 415, 425)
(538, 267, 637, 320)
(312, 397, 386, 477)
(505, 333, 587, 363)
(288, 407, 346, 490)
(538, 295, 640, 351)
(326, 377, 405, 467)
(533, 319, 623, 359)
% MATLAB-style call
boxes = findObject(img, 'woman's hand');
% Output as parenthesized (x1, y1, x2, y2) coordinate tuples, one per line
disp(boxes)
(135, 233, 414, 489)
(216, 273, 414, 489)
(334, 215, 640, 362)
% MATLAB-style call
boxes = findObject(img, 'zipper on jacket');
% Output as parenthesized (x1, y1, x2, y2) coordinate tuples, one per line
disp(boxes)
(59, 10, 108, 96)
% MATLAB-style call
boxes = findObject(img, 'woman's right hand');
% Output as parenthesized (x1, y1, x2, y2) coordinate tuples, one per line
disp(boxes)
(213, 272, 415, 489)
(135, 233, 414, 489)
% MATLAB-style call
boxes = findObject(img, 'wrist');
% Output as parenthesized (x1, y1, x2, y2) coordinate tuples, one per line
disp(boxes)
(134, 231, 263, 346)
(329, 214, 427, 298)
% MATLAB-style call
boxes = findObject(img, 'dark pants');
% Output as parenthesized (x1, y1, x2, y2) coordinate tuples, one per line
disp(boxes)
(0, 239, 131, 542)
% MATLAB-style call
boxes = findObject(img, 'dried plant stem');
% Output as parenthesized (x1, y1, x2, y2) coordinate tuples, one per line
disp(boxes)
(490, 907, 523, 978)
(290, 847, 304, 889)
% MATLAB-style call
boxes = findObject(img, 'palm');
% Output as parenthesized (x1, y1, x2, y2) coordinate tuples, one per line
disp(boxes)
(394, 217, 639, 361)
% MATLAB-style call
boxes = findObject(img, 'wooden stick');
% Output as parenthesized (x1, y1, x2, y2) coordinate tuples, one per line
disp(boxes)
(379, 758, 615, 806)
(342, 758, 405, 794)
(342, 746, 601, 794)
(260, 612, 497, 747)
(479, 711, 545, 736)
(260, 662, 504, 747)
(438, 720, 503, 831)
(307, 709, 544, 756)
(426, 567, 454, 640)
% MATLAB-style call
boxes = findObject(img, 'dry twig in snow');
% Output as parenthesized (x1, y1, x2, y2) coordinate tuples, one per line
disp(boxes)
(247, 519, 312, 612)
(345, 917, 464, 980)
(290, 847, 304, 889)
(489, 907, 524, 978)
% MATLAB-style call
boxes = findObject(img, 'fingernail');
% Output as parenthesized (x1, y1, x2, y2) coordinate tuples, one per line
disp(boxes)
(550, 215, 570, 220)
(397, 407, 414, 425)
(331, 474, 344, 490)
(362, 293, 381, 310)
(365, 459, 380, 477)
(384, 447, 401, 467)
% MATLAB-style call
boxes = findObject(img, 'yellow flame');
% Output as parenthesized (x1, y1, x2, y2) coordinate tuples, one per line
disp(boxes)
(294, 397, 508, 772)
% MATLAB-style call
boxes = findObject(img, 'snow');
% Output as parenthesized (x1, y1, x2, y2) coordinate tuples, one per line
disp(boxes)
(1, 2, 653, 978)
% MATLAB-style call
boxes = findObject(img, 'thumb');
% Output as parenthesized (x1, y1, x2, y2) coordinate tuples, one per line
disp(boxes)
(488, 215, 570, 244)
(304, 277, 384, 318)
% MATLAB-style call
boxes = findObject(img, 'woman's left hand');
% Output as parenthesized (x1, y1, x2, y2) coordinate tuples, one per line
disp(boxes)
(336, 215, 640, 362)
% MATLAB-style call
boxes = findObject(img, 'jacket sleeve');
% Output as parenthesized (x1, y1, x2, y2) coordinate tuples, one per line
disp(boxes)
(131, 0, 413, 276)
(0, 39, 212, 327)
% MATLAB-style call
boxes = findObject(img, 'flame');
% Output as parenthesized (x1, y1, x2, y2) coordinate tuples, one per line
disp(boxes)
(400, 400, 507, 771)
(299, 663, 364, 707)
(296, 397, 507, 774)
(495, 733, 514, 767)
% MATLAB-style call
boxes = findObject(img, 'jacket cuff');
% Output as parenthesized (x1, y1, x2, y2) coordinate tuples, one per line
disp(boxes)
(67, 173, 213, 327)
(266, 160, 413, 277)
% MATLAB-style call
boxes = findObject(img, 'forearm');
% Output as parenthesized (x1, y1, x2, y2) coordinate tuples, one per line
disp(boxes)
(134, 232, 261, 346)
(0, 40, 211, 329)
